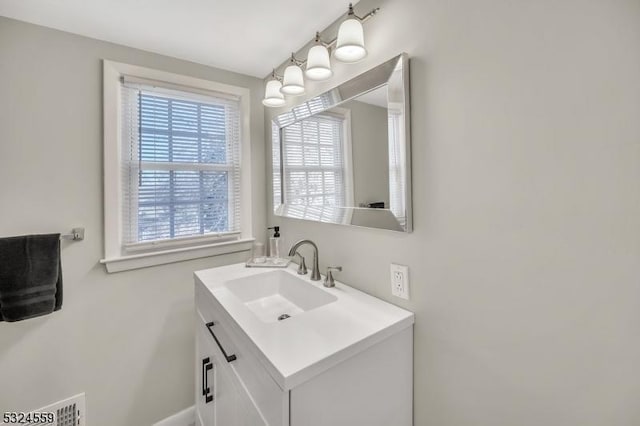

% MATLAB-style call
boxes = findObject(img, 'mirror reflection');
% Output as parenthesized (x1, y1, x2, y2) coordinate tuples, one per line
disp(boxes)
(273, 54, 411, 232)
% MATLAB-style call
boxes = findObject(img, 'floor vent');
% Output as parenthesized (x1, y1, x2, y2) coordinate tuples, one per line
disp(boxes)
(27, 393, 86, 426)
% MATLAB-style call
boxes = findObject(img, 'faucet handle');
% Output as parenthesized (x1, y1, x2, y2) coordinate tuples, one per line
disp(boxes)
(324, 266, 342, 288)
(293, 252, 308, 275)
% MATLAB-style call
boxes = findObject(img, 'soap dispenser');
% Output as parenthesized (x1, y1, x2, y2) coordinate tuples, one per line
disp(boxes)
(268, 226, 281, 259)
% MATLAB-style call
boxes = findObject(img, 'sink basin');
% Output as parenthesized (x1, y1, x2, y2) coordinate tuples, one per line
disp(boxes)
(224, 270, 337, 323)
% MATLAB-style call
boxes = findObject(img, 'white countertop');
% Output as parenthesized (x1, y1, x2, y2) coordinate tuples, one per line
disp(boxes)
(194, 263, 414, 390)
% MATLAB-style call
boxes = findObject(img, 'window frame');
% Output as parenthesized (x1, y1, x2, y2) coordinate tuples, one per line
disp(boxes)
(280, 107, 354, 209)
(101, 61, 253, 273)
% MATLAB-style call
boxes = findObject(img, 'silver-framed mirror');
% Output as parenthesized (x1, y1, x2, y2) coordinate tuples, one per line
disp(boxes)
(272, 53, 411, 232)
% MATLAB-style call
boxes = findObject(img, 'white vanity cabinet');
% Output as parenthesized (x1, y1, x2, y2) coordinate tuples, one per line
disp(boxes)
(195, 264, 414, 426)
(195, 299, 284, 426)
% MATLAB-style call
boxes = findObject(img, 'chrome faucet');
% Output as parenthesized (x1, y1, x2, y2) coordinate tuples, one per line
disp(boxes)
(288, 240, 321, 281)
(323, 266, 342, 288)
(292, 251, 308, 275)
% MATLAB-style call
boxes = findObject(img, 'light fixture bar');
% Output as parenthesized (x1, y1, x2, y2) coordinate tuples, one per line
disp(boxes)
(262, 3, 380, 107)
(265, 3, 379, 81)
(350, 4, 380, 22)
(269, 69, 283, 81)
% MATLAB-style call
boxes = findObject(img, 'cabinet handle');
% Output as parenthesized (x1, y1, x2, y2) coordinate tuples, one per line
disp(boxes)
(205, 322, 237, 362)
(202, 357, 213, 403)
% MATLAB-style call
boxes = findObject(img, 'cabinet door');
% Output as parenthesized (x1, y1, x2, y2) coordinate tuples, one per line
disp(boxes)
(197, 313, 268, 426)
(213, 354, 243, 425)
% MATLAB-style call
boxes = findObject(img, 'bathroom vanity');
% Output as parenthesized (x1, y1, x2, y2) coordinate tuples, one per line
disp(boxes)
(194, 263, 414, 426)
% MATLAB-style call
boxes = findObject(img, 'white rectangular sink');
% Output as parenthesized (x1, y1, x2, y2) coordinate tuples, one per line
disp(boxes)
(195, 263, 414, 389)
(224, 270, 337, 323)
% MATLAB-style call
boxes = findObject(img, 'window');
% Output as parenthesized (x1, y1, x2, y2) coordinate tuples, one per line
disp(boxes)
(280, 111, 353, 208)
(102, 62, 252, 272)
(121, 83, 241, 246)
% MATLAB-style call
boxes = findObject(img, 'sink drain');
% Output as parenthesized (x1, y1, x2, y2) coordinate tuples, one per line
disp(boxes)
(277, 314, 291, 321)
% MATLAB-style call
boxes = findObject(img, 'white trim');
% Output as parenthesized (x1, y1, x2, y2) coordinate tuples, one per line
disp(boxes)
(102, 60, 253, 271)
(123, 75, 240, 102)
(152, 405, 195, 426)
(101, 238, 255, 273)
(103, 61, 122, 260)
(333, 107, 355, 207)
(124, 231, 241, 252)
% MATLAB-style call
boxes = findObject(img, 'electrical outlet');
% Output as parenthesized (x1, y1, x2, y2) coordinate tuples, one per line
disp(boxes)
(390, 263, 409, 300)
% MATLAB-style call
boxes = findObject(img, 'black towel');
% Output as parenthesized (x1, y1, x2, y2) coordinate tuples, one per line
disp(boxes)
(0, 234, 63, 322)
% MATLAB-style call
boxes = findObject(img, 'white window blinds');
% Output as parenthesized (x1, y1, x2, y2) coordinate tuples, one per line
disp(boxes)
(120, 79, 241, 248)
(281, 113, 346, 207)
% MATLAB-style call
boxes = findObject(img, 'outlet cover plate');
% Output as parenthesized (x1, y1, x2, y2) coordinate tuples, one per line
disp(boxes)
(390, 263, 409, 300)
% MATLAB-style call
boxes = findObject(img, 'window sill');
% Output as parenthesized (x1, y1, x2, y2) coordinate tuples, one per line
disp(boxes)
(100, 238, 255, 273)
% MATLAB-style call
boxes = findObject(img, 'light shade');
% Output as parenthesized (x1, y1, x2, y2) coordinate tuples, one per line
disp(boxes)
(306, 45, 333, 81)
(281, 64, 305, 95)
(262, 79, 286, 107)
(334, 18, 367, 63)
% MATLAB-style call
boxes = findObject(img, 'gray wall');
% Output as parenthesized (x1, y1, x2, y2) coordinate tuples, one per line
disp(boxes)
(0, 17, 265, 425)
(339, 99, 389, 207)
(268, 0, 640, 425)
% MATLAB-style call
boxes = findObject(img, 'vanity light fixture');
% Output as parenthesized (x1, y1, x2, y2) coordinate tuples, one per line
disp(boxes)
(305, 32, 333, 81)
(334, 4, 367, 63)
(262, 71, 286, 107)
(280, 54, 306, 96)
(262, 3, 379, 107)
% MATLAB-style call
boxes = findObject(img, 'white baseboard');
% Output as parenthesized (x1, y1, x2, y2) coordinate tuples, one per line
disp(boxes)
(153, 406, 195, 426)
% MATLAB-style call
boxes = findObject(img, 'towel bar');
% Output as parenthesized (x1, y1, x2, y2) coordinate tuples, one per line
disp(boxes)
(60, 228, 85, 241)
